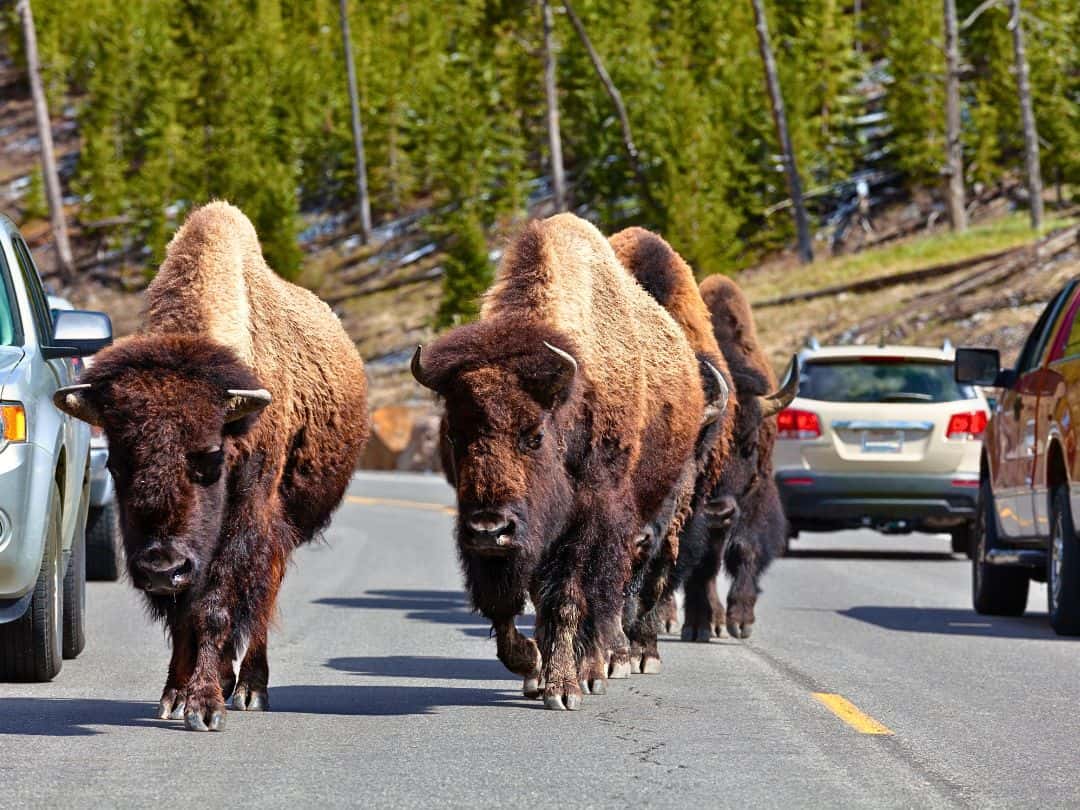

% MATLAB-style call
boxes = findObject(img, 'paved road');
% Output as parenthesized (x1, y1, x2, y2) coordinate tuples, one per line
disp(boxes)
(1, 471, 1075, 808)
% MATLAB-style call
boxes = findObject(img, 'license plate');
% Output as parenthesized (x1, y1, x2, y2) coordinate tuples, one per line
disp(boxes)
(861, 429, 903, 453)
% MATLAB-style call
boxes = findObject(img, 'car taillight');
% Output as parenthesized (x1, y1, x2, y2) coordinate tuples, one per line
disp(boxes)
(777, 408, 821, 439)
(946, 411, 988, 440)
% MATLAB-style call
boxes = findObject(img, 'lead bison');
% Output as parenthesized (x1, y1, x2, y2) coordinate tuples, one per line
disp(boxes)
(53, 202, 369, 731)
(411, 213, 705, 710)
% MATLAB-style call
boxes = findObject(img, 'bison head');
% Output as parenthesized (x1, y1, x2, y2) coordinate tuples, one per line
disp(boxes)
(53, 335, 271, 598)
(412, 319, 580, 558)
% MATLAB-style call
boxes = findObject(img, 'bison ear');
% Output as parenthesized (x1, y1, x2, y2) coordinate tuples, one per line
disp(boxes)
(53, 384, 105, 427)
(224, 388, 272, 423)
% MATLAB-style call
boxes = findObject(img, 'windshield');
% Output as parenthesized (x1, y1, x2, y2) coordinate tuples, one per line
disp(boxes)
(800, 358, 977, 403)
(0, 250, 17, 346)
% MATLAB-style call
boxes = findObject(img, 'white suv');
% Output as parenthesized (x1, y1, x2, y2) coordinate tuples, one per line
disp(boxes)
(773, 343, 989, 555)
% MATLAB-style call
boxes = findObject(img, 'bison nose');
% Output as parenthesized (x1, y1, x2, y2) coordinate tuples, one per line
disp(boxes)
(132, 551, 196, 594)
(461, 509, 517, 552)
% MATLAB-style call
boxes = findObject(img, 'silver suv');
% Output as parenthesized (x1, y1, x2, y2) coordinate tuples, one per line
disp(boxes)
(0, 214, 112, 681)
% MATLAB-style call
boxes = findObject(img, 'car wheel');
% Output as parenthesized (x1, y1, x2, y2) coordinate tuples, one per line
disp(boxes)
(0, 482, 64, 681)
(1047, 486, 1080, 635)
(951, 523, 974, 559)
(85, 502, 123, 582)
(972, 479, 1029, 616)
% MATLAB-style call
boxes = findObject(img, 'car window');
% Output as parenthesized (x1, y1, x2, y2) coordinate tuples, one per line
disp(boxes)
(10, 237, 53, 346)
(1015, 283, 1074, 373)
(799, 358, 976, 403)
(0, 246, 18, 346)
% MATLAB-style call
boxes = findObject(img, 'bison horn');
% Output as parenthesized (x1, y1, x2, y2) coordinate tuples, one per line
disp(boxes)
(701, 361, 730, 426)
(53, 383, 104, 427)
(225, 388, 273, 422)
(411, 345, 438, 391)
(543, 341, 578, 378)
(758, 354, 800, 418)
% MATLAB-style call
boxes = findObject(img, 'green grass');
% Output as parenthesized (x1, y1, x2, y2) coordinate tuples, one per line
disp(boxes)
(740, 212, 1076, 302)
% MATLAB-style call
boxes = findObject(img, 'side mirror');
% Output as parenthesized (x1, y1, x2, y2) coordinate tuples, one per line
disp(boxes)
(42, 309, 113, 359)
(955, 347, 1007, 387)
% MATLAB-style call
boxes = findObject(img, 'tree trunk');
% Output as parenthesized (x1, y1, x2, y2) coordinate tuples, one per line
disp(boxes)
(943, 0, 968, 232)
(541, 0, 567, 212)
(562, 0, 656, 213)
(339, 0, 373, 244)
(17, 0, 73, 280)
(751, 0, 813, 264)
(1009, 0, 1043, 230)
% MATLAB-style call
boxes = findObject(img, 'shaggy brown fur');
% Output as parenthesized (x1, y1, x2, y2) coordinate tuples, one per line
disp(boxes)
(610, 227, 737, 668)
(55, 202, 369, 731)
(415, 213, 702, 710)
(696, 274, 786, 639)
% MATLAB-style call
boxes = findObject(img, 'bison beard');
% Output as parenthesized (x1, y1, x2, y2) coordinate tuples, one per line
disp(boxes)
(414, 214, 703, 710)
(53, 202, 369, 731)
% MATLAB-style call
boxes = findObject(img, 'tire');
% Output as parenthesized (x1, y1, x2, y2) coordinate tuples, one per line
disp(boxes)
(85, 502, 123, 582)
(62, 516, 86, 659)
(0, 483, 64, 681)
(972, 479, 1029, 617)
(1047, 486, 1080, 635)
(951, 523, 974, 559)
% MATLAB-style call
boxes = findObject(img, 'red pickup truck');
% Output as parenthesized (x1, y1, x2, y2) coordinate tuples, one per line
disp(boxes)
(956, 278, 1080, 635)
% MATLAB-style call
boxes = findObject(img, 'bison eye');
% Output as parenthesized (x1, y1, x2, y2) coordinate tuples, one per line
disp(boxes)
(187, 447, 224, 486)
(519, 429, 544, 452)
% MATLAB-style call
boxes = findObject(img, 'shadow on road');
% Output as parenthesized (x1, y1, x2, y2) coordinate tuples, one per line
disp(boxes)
(313, 588, 535, 638)
(0, 698, 158, 736)
(786, 549, 960, 561)
(840, 605, 1069, 640)
(328, 655, 510, 680)
(270, 684, 538, 715)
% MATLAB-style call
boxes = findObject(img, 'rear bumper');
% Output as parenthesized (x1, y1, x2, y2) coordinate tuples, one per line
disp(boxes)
(777, 470, 979, 532)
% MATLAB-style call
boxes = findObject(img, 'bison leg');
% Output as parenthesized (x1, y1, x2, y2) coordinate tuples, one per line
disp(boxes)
(723, 531, 763, 640)
(158, 622, 195, 721)
(627, 554, 673, 674)
(492, 617, 542, 698)
(601, 612, 631, 680)
(659, 594, 679, 634)
(218, 640, 237, 702)
(233, 640, 270, 711)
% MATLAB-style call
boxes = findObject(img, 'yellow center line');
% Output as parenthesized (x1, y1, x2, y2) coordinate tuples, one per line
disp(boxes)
(344, 494, 456, 515)
(812, 693, 895, 736)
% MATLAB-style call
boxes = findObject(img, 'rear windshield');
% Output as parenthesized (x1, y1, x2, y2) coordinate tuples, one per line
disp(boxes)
(800, 358, 977, 403)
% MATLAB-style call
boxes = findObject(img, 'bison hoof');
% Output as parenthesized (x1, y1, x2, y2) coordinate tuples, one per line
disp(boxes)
(579, 677, 607, 696)
(608, 658, 631, 679)
(726, 619, 753, 639)
(713, 622, 729, 639)
(680, 624, 712, 643)
(232, 684, 268, 711)
(157, 688, 186, 721)
(640, 656, 662, 674)
(184, 704, 227, 732)
(543, 693, 582, 711)
(523, 677, 543, 699)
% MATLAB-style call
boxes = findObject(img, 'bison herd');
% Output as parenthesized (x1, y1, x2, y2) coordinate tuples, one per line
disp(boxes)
(53, 202, 795, 730)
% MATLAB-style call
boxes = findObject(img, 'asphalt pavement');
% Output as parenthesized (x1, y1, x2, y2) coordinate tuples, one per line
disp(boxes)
(0, 471, 1074, 809)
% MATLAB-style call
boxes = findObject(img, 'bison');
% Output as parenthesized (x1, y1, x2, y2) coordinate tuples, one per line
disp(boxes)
(411, 213, 706, 709)
(696, 274, 794, 640)
(609, 227, 735, 672)
(53, 202, 369, 731)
